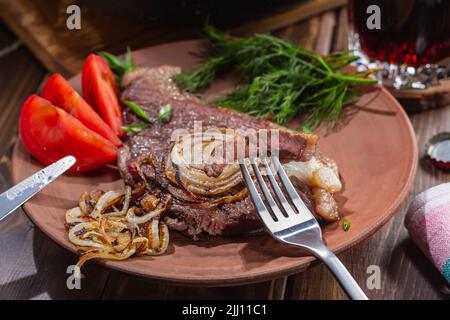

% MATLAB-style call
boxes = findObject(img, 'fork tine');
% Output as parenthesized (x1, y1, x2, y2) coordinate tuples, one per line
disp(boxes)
(261, 158, 297, 217)
(249, 159, 286, 221)
(239, 160, 277, 229)
(271, 156, 315, 220)
(242, 158, 367, 300)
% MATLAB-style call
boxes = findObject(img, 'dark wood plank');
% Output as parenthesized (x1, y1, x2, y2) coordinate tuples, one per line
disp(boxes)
(314, 11, 336, 55)
(0, 0, 191, 77)
(100, 271, 272, 300)
(275, 16, 320, 51)
(267, 277, 288, 300)
(332, 7, 348, 52)
(0, 25, 46, 158)
(234, 0, 346, 35)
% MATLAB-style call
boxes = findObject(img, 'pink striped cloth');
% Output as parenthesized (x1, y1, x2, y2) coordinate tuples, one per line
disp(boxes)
(405, 183, 450, 284)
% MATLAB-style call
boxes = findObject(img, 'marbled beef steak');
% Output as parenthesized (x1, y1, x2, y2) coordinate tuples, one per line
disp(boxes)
(118, 66, 340, 239)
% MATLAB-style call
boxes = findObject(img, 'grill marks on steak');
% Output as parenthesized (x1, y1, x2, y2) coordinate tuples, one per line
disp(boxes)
(118, 66, 318, 239)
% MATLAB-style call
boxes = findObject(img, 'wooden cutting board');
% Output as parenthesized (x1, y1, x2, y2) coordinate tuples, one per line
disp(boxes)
(0, 0, 346, 77)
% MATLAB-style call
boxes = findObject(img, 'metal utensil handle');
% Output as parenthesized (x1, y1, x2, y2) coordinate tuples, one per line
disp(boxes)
(0, 156, 76, 223)
(311, 243, 368, 300)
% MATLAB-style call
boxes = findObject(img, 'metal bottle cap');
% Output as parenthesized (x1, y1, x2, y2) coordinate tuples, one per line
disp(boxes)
(426, 132, 450, 170)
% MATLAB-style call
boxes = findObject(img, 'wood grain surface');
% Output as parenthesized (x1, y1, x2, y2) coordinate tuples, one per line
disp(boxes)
(0, 0, 346, 77)
(0, 4, 449, 300)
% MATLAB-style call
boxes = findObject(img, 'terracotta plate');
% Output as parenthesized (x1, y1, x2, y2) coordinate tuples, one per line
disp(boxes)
(12, 40, 418, 286)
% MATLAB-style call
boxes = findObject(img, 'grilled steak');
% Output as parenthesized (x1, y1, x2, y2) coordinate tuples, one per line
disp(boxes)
(118, 66, 340, 239)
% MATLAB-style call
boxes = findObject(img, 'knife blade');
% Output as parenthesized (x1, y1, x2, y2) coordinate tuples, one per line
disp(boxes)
(0, 156, 76, 223)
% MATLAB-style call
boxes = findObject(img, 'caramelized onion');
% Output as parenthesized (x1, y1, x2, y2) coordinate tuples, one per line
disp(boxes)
(122, 185, 132, 212)
(90, 190, 125, 218)
(78, 192, 91, 215)
(150, 219, 160, 249)
(166, 129, 243, 196)
(141, 221, 169, 255)
(66, 207, 85, 224)
(157, 222, 169, 253)
(126, 206, 162, 225)
(66, 186, 171, 268)
(76, 247, 136, 268)
(68, 222, 109, 250)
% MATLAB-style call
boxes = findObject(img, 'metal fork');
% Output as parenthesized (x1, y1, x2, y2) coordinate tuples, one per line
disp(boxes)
(240, 156, 368, 300)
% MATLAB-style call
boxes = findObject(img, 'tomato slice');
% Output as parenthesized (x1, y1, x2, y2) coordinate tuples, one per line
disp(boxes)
(41, 74, 122, 146)
(19, 95, 117, 173)
(82, 54, 124, 136)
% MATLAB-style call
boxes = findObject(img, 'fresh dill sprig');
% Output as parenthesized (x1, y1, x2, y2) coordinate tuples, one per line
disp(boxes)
(175, 56, 225, 92)
(175, 26, 377, 131)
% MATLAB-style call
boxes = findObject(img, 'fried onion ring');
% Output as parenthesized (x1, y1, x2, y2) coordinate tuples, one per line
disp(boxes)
(66, 186, 171, 268)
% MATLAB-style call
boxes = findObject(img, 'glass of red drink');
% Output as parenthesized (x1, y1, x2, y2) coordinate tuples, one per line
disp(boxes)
(348, 0, 450, 89)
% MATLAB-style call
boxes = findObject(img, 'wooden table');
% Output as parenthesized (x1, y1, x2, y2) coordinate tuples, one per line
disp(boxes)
(0, 9, 449, 300)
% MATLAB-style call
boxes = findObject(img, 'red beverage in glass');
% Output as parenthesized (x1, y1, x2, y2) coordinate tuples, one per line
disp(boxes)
(348, 0, 450, 67)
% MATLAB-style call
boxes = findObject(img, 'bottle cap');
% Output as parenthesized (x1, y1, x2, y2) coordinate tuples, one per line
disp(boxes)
(427, 132, 450, 170)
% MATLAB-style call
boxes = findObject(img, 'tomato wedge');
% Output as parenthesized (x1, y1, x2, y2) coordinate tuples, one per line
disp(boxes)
(41, 74, 122, 146)
(19, 95, 117, 173)
(82, 54, 124, 136)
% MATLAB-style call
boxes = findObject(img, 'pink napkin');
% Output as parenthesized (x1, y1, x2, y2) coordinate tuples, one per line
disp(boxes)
(405, 183, 450, 284)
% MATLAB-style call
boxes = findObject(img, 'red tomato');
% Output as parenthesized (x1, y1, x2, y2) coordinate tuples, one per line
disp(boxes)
(41, 74, 122, 146)
(82, 54, 124, 136)
(19, 95, 117, 173)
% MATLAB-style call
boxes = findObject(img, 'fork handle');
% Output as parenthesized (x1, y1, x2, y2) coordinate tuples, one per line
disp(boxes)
(311, 244, 368, 300)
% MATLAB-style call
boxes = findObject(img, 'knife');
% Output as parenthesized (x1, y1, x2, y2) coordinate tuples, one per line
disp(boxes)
(0, 156, 76, 223)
